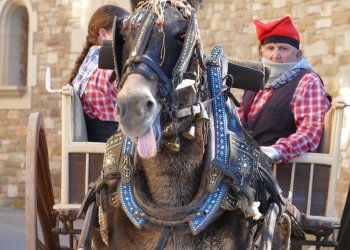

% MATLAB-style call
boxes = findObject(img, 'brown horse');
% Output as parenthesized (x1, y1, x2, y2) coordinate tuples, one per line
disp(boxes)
(90, 1, 279, 249)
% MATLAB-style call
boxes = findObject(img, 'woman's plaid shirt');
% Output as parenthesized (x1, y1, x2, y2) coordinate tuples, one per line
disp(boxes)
(73, 46, 118, 121)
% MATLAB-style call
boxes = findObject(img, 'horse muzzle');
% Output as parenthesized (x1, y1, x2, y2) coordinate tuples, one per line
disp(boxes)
(115, 74, 161, 138)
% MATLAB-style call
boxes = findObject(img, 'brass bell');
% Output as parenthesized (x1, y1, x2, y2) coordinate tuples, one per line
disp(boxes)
(182, 123, 196, 140)
(166, 136, 181, 152)
(196, 108, 209, 122)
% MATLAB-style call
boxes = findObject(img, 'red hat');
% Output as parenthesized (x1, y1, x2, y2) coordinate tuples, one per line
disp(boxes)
(253, 16, 300, 49)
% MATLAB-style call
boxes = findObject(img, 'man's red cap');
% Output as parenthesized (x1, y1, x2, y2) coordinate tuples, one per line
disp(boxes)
(253, 16, 300, 49)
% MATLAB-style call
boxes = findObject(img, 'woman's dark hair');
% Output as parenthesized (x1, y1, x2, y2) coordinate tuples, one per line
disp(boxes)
(68, 5, 129, 84)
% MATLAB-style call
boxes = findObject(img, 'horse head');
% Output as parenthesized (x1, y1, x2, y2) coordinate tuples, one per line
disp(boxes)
(113, 0, 205, 158)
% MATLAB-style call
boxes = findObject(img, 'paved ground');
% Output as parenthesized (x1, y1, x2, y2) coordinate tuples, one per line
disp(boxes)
(0, 207, 26, 250)
(0, 206, 83, 249)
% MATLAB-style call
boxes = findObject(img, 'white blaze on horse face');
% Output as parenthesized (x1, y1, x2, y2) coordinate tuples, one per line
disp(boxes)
(175, 79, 195, 90)
(115, 74, 161, 138)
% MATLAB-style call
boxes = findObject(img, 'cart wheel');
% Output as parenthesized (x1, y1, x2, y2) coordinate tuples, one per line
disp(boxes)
(26, 113, 60, 250)
(337, 184, 350, 249)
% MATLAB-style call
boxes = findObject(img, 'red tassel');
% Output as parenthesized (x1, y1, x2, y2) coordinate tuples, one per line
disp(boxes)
(156, 18, 164, 26)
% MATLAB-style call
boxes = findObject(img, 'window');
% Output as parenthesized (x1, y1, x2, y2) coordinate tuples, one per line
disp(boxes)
(8, 6, 29, 88)
(0, 0, 36, 109)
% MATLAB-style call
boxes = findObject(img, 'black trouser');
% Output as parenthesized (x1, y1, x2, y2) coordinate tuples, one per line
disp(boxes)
(85, 116, 118, 143)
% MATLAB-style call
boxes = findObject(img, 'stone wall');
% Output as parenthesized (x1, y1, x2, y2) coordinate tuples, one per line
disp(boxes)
(0, 0, 349, 219)
(0, 0, 130, 208)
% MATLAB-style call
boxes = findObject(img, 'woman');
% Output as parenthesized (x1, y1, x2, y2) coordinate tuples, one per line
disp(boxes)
(69, 5, 129, 142)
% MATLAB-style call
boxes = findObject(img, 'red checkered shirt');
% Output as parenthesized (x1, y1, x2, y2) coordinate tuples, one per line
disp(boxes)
(237, 72, 330, 163)
(81, 68, 118, 121)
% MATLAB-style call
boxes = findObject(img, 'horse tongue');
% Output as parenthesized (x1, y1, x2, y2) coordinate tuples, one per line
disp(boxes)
(137, 127, 157, 158)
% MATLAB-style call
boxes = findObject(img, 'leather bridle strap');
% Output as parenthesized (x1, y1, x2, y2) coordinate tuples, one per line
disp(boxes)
(120, 8, 175, 108)
(155, 227, 171, 250)
(173, 85, 230, 119)
(130, 55, 172, 98)
(119, 9, 157, 87)
(172, 10, 199, 84)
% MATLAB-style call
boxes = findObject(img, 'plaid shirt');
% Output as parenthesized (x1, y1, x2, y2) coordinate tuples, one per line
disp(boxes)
(237, 72, 330, 163)
(72, 46, 118, 121)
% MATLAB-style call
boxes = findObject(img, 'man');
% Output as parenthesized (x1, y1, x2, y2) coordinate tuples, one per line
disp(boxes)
(237, 16, 330, 163)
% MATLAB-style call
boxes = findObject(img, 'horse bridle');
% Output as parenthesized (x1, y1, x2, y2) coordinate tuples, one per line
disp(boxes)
(117, 3, 206, 120)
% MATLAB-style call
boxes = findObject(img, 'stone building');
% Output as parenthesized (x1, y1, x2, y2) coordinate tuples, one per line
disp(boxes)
(0, 0, 349, 219)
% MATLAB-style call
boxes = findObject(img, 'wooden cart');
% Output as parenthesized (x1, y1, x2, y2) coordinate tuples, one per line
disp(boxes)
(25, 78, 349, 249)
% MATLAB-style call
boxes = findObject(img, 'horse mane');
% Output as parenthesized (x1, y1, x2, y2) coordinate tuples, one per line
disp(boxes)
(134, 0, 203, 11)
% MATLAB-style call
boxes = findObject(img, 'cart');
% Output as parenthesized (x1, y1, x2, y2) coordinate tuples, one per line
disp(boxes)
(25, 69, 349, 249)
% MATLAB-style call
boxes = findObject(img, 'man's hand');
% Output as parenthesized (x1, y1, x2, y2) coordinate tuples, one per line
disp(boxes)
(260, 146, 280, 161)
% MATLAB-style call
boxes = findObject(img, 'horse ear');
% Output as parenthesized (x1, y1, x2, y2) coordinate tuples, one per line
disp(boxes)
(130, 0, 142, 11)
(187, 0, 204, 10)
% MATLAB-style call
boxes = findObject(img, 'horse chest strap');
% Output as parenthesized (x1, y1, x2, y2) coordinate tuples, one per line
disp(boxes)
(119, 136, 136, 185)
(119, 182, 146, 229)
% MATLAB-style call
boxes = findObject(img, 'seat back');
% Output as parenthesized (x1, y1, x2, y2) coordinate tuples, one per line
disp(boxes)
(55, 85, 106, 210)
(317, 105, 333, 154)
(273, 100, 345, 217)
(71, 90, 88, 142)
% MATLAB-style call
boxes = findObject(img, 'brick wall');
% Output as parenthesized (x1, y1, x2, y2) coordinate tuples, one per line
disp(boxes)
(0, 0, 349, 219)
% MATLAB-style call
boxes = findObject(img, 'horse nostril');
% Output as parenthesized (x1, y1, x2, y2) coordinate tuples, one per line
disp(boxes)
(115, 102, 125, 117)
(146, 100, 154, 111)
(115, 105, 121, 116)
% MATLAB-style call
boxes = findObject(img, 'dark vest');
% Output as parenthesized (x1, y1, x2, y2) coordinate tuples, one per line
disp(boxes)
(241, 69, 310, 146)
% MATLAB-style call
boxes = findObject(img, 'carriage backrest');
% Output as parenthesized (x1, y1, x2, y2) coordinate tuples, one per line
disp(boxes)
(273, 100, 345, 218)
(71, 90, 88, 142)
(317, 102, 335, 154)
(54, 85, 105, 210)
